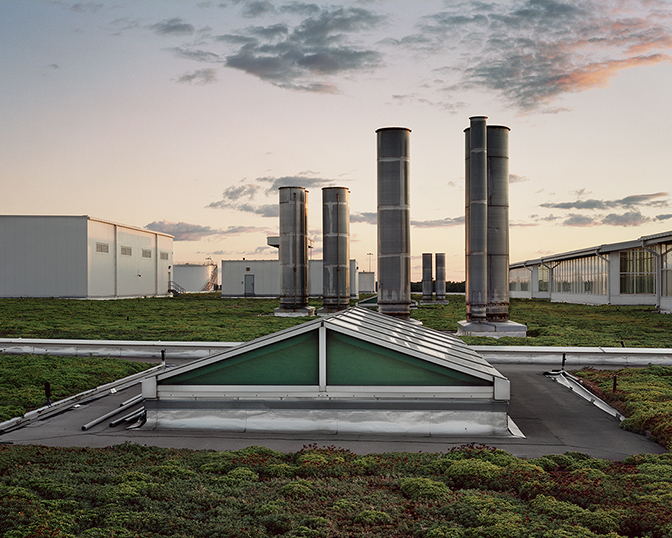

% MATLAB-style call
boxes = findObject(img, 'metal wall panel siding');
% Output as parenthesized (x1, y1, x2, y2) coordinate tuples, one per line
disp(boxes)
(376, 127, 411, 318)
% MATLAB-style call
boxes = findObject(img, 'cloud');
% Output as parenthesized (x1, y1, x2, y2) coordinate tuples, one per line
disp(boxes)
(176, 68, 218, 84)
(541, 192, 668, 210)
(656, 214, 672, 221)
(70, 2, 103, 13)
(169, 47, 222, 63)
(411, 216, 465, 228)
(164, 5, 385, 92)
(350, 212, 377, 224)
(146, 220, 267, 240)
(149, 18, 195, 36)
(601, 210, 650, 227)
(542, 199, 609, 210)
(207, 174, 339, 217)
(399, 0, 672, 111)
(255, 175, 339, 193)
(563, 214, 598, 227)
(175, 68, 218, 84)
(509, 174, 529, 183)
(242, 1, 275, 18)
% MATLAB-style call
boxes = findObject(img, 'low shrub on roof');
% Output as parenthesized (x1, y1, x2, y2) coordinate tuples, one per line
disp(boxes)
(1, 443, 672, 537)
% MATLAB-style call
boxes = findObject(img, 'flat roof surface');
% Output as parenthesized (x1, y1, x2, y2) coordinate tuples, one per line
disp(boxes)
(1, 363, 665, 459)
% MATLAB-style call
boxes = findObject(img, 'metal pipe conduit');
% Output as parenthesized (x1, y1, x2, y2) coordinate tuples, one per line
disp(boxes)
(321, 187, 350, 312)
(435, 253, 446, 301)
(376, 127, 412, 319)
(81, 397, 144, 431)
(422, 253, 433, 301)
(486, 125, 511, 321)
(467, 116, 488, 320)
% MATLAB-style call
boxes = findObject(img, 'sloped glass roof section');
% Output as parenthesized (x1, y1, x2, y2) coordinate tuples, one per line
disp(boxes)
(156, 307, 505, 389)
(326, 331, 489, 386)
(167, 331, 319, 385)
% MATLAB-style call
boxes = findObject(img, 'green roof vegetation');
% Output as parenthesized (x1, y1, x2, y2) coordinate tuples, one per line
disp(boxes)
(1, 443, 671, 537)
(2, 293, 672, 347)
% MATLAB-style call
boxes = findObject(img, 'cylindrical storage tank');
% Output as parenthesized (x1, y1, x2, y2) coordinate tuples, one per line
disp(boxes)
(278, 186, 310, 312)
(422, 253, 433, 301)
(487, 125, 510, 321)
(467, 116, 488, 321)
(376, 127, 411, 319)
(321, 186, 350, 312)
(435, 253, 446, 301)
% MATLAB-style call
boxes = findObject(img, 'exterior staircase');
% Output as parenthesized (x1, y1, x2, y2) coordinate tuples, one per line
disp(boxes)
(168, 281, 186, 296)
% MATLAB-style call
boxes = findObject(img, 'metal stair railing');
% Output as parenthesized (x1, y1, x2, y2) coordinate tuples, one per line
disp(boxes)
(168, 280, 186, 296)
(201, 265, 219, 291)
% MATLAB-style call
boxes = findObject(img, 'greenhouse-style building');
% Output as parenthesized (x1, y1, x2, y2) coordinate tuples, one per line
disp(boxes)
(142, 307, 511, 436)
(509, 230, 672, 312)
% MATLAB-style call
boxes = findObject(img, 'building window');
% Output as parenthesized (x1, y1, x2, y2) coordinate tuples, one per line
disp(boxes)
(553, 255, 607, 295)
(142, 249, 152, 259)
(620, 249, 655, 294)
(509, 267, 530, 292)
(95, 242, 109, 254)
(121, 246, 132, 256)
(538, 265, 548, 292)
(160, 252, 169, 261)
(663, 245, 672, 297)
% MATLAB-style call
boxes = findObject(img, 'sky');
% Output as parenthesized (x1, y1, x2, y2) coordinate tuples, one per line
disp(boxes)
(2, 0, 672, 281)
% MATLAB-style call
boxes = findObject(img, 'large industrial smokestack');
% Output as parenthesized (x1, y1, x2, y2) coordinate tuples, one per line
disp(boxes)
(376, 127, 411, 319)
(320, 186, 350, 313)
(466, 116, 488, 321)
(487, 125, 510, 321)
(274, 186, 315, 317)
(422, 253, 433, 302)
(435, 253, 446, 301)
(459, 117, 525, 337)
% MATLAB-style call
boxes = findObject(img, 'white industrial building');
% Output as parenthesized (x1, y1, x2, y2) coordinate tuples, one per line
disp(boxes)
(0, 215, 173, 299)
(509, 230, 672, 312)
(221, 259, 358, 298)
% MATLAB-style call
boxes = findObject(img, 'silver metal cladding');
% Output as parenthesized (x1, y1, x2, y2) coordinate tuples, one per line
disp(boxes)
(467, 116, 488, 321)
(422, 253, 433, 301)
(278, 186, 309, 310)
(376, 127, 412, 319)
(435, 253, 446, 301)
(322, 186, 351, 312)
(486, 125, 511, 321)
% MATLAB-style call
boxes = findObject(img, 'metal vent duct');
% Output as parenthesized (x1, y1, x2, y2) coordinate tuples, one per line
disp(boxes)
(464, 117, 510, 322)
(422, 253, 433, 302)
(321, 186, 350, 313)
(487, 125, 510, 321)
(435, 253, 446, 301)
(275, 186, 313, 316)
(465, 116, 488, 321)
(376, 127, 411, 319)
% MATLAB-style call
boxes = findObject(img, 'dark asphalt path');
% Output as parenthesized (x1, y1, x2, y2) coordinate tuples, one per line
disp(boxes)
(1, 364, 666, 459)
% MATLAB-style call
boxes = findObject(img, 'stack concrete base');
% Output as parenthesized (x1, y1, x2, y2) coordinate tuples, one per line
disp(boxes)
(457, 320, 527, 338)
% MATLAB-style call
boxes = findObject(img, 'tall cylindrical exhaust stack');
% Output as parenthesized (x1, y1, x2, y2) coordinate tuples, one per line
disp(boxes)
(435, 253, 446, 301)
(486, 125, 510, 321)
(320, 186, 350, 313)
(274, 186, 315, 317)
(376, 127, 411, 319)
(464, 128, 471, 312)
(467, 116, 488, 321)
(422, 253, 433, 302)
